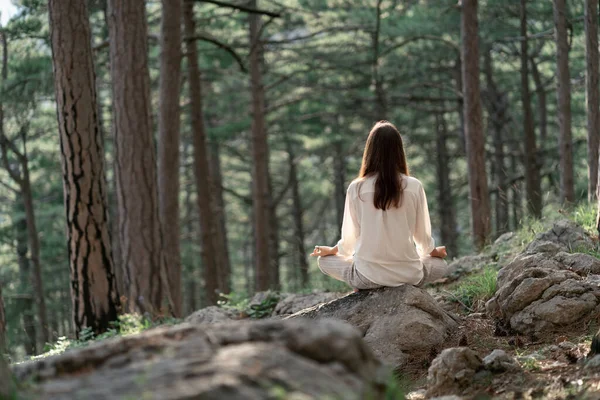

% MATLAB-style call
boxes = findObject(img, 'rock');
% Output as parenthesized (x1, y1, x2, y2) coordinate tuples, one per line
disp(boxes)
(525, 220, 593, 254)
(287, 285, 459, 368)
(185, 306, 237, 324)
(486, 242, 600, 335)
(430, 396, 464, 400)
(427, 347, 483, 397)
(586, 355, 600, 369)
(273, 292, 342, 316)
(13, 319, 383, 400)
(447, 254, 493, 278)
(482, 349, 520, 372)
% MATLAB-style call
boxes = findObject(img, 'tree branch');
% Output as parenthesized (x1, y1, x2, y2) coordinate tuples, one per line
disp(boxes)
(191, 0, 281, 18)
(186, 32, 247, 72)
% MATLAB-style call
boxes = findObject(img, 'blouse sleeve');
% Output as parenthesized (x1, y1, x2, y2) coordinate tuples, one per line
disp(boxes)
(414, 183, 436, 257)
(336, 184, 360, 258)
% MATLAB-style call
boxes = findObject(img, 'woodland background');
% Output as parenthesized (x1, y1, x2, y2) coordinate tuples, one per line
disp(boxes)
(0, 0, 598, 360)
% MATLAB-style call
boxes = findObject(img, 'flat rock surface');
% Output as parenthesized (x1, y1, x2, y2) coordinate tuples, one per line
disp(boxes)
(287, 285, 459, 368)
(13, 319, 382, 400)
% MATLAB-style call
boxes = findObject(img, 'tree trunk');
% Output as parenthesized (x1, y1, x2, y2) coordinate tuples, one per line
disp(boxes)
(16, 203, 36, 354)
(460, 0, 491, 249)
(49, 0, 120, 336)
(483, 48, 509, 236)
(520, 0, 543, 218)
(372, 0, 386, 119)
(586, 0, 600, 201)
(107, 0, 172, 316)
(248, 0, 272, 291)
(454, 54, 467, 154)
(0, 286, 12, 399)
(269, 196, 280, 290)
(530, 57, 548, 146)
(333, 142, 346, 230)
(0, 281, 5, 351)
(553, 0, 576, 204)
(435, 113, 458, 258)
(183, 2, 220, 305)
(286, 139, 309, 287)
(157, 0, 183, 317)
(209, 141, 231, 294)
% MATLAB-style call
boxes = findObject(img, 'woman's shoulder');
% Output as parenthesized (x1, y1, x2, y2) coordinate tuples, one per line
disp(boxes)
(402, 175, 424, 190)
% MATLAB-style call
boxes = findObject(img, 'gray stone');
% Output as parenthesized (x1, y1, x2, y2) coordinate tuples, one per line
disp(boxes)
(13, 319, 382, 400)
(525, 220, 593, 254)
(482, 349, 520, 372)
(430, 396, 464, 400)
(586, 355, 600, 369)
(273, 292, 342, 316)
(287, 285, 459, 368)
(185, 306, 237, 324)
(427, 347, 483, 397)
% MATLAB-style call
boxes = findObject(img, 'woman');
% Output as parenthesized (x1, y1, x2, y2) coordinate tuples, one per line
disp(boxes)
(311, 121, 448, 290)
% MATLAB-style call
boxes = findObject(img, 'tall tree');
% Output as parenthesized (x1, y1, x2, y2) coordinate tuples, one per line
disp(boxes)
(0, 31, 50, 345)
(249, 0, 273, 291)
(157, 0, 183, 317)
(586, 0, 599, 201)
(520, 0, 543, 217)
(435, 113, 458, 257)
(107, 0, 172, 315)
(553, 0, 575, 204)
(460, 0, 491, 249)
(16, 206, 36, 354)
(183, 2, 220, 305)
(49, 0, 120, 335)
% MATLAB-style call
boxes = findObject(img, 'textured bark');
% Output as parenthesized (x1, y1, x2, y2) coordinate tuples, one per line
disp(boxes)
(460, 0, 491, 249)
(333, 141, 346, 230)
(286, 139, 309, 287)
(249, 0, 273, 291)
(183, 2, 220, 305)
(483, 48, 509, 236)
(157, 0, 183, 317)
(585, 0, 600, 201)
(209, 141, 231, 294)
(553, 0, 576, 204)
(435, 113, 458, 258)
(107, 0, 172, 315)
(49, 0, 120, 335)
(520, 0, 543, 218)
(16, 204, 37, 354)
(0, 282, 5, 351)
(269, 196, 280, 290)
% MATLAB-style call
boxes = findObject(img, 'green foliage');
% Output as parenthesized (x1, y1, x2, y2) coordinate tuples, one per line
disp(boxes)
(247, 292, 280, 319)
(449, 267, 498, 312)
(571, 203, 597, 234)
(218, 291, 251, 313)
(218, 291, 281, 319)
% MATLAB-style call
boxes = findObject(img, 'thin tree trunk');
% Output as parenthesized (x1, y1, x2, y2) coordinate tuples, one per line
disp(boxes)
(520, 0, 543, 217)
(286, 139, 309, 287)
(0, 281, 5, 351)
(16, 203, 36, 354)
(184, 154, 197, 314)
(269, 195, 280, 290)
(483, 48, 509, 236)
(0, 286, 12, 399)
(435, 113, 458, 257)
(586, 0, 600, 201)
(461, 0, 491, 249)
(49, 0, 120, 336)
(183, 2, 220, 305)
(157, 0, 183, 317)
(248, 0, 272, 291)
(454, 54, 467, 154)
(372, 0, 386, 119)
(107, 0, 172, 316)
(333, 142, 346, 230)
(553, 0, 576, 204)
(530, 57, 548, 145)
(209, 141, 231, 294)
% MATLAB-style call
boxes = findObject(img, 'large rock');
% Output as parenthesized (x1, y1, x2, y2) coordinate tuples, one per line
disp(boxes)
(486, 222, 600, 335)
(273, 292, 342, 316)
(185, 306, 237, 324)
(427, 347, 483, 397)
(13, 319, 383, 400)
(287, 285, 459, 368)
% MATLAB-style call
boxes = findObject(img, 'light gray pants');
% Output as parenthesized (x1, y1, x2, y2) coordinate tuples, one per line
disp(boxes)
(317, 255, 449, 289)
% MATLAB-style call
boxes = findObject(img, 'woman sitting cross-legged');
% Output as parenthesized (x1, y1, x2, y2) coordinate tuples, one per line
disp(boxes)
(310, 120, 448, 290)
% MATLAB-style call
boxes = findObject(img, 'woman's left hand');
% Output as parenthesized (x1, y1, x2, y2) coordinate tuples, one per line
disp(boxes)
(310, 245, 336, 257)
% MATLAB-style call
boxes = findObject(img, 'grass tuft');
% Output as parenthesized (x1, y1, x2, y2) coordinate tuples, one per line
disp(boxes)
(448, 267, 498, 312)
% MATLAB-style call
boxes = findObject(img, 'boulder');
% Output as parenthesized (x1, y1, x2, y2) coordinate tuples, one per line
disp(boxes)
(482, 349, 519, 373)
(427, 347, 483, 397)
(185, 306, 237, 324)
(287, 285, 459, 368)
(273, 292, 342, 316)
(486, 222, 600, 335)
(13, 319, 383, 400)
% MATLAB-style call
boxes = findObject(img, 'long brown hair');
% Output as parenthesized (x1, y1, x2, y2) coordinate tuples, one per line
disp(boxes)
(358, 121, 409, 210)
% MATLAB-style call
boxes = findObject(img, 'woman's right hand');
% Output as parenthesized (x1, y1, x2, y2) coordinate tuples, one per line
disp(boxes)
(310, 245, 337, 257)
(430, 246, 447, 259)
